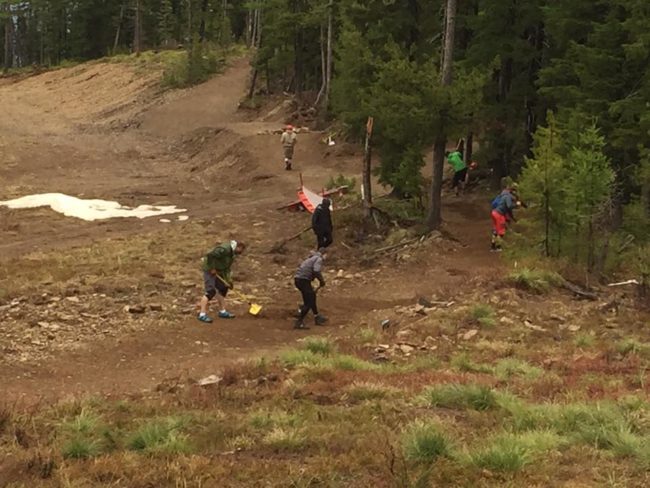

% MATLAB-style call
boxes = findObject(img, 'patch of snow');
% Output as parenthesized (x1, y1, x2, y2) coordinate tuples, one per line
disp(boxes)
(0, 193, 186, 222)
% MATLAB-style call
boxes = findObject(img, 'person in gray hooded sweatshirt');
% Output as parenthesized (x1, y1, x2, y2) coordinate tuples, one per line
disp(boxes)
(294, 248, 328, 330)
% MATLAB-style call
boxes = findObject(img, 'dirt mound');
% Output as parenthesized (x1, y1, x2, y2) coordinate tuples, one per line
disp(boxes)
(171, 127, 277, 191)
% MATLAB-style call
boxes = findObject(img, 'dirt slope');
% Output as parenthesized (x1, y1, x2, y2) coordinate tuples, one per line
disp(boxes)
(0, 55, 503, 403)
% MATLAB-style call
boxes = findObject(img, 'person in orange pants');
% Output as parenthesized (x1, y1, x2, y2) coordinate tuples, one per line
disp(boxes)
(491, 185, 518, 252)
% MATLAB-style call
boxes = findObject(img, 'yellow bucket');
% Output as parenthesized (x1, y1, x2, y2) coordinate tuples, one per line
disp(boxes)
(248, 303, 263, 316)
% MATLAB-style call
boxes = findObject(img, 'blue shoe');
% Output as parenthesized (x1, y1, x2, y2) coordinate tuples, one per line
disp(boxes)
(218, 310, 235, 319)
(197, 314, 213, 323)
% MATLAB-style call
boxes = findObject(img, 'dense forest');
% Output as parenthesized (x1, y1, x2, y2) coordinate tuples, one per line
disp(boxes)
(2, 0, 648, 273)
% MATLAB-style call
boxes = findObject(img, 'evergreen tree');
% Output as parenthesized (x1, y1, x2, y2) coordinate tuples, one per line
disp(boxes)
(519, 113, 615, 269)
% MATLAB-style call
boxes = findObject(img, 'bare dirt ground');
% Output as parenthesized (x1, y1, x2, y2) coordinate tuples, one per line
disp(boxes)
(0, 56, 577, 405)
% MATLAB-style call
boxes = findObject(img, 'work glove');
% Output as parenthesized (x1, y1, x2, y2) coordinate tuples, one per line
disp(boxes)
(318, 280, 326, 289)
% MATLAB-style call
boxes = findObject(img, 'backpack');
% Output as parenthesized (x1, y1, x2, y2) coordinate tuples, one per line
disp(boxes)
(491, 194, 502, 209)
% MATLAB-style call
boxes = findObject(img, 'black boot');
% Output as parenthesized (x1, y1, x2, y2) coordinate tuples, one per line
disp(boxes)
(294, 318, 310, 330)
(314, 314, 328, 326)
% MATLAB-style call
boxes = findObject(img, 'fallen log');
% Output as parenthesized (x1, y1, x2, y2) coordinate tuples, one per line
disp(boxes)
(561, 281, 598, 301)
(373, 236, 425, 254)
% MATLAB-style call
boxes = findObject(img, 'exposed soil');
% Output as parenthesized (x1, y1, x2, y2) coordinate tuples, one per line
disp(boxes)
(2, 55, 632, 408)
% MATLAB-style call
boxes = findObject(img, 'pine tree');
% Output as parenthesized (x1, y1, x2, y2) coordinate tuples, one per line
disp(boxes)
(158, 0, 175, 46)
(565, 124, 615, 269)
(519, 113, 567, 257)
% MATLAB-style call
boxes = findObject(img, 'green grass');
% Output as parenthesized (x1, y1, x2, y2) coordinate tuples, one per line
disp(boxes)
(402, 420, 452, 463)
(262, 427, 307, 452)
(128, 417, 192, 454)
(450, 353, 493, 374)
(280, 349, 326, 368)
(616, 338, 650, 357)
(59, 408, 106, 459)
(345, 382, 399, 402)
(280, 348, 380, 372)
(249, 409, 301, 430)
(357, 327, 379, 343)
(62, 437, 102, 459)
(330, 354, 380, 371)
(469, 441, 531, 472)
(422, 384, 498, 411)
(303, 337, 334, 355)
(574, 332, 596, 348)
(508, 268, 564, 293)
(61, 408, 100, 435)
(494, 358, 543, 381)
(470, 304, 497, 327)
(466, 429, 565, 473)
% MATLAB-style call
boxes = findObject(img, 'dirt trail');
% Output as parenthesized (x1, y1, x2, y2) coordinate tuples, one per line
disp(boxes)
(139, 57, 250, 137)
(0, 57, 502, 404)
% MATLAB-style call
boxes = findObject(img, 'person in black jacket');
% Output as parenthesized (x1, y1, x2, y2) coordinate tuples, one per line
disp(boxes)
(311, 198, 333, 249)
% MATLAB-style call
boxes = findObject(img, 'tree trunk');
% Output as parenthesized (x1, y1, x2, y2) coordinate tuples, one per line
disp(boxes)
(363, 117, 374, 219)
(114, 4, 125, 52)
(323, 0, 333, 110)
(248, 67, 258, 99)
(187, 0, 192, 43)
(426, 0, 456, 230)
(464, 132, 473, 163)
(251, 9, 258, 48)
(293, 33, 303, 92)
(314, 23, 326, 107)
(3, 3, 12, 73)
(198, 0, 209, 42)
(246, 9, 252, 46)
(255, 9, 262, 48)
(133, 0, 141, 56)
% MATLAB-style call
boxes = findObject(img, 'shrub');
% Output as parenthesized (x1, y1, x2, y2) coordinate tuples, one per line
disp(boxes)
(161, 41, 224, 89)
(325, 174, 356, 192)
(422, 384, 497, 411)
(402, 420, 452, 463)
(508, 268, 563, 293)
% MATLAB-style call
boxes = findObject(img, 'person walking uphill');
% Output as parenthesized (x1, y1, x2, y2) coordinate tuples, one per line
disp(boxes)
(445, 149, 467, 196)
(198, 240, 246, 323)
(491, 185, 518, 252)
(294, 248, 328, 330)
(281, 125, 297, 170)
(312, 198, 333, 249)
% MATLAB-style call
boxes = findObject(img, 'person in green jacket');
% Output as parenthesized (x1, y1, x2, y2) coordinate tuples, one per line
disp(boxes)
(198, 240, 246, 323)
(445, 149, 467, 196)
